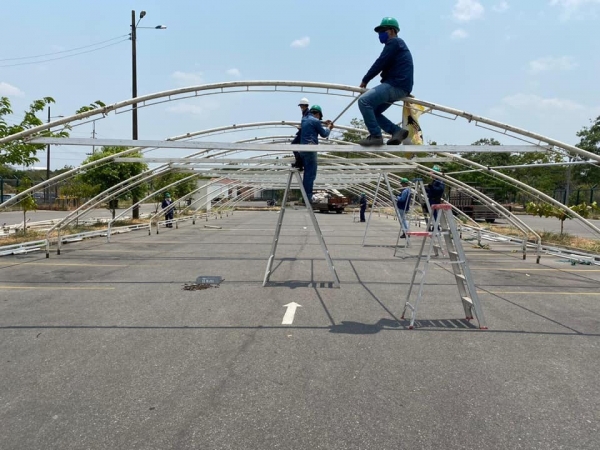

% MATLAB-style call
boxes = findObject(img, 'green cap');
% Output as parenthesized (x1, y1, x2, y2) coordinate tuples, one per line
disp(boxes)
(400, 177, 409, 183)
(165, 192, 171, 197)
(309, 105, 322, 114)
(375, 17, 400, 33)
(432, 165, 442, 172)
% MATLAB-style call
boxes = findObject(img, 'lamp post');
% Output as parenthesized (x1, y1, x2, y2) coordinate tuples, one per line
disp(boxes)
(130, 10, 166, 217)
(130, 10, 166, 140)
(46, 106, 64, 203)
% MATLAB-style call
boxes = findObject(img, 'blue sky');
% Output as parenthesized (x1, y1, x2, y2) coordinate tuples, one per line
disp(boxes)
(1, 0, 599, 169)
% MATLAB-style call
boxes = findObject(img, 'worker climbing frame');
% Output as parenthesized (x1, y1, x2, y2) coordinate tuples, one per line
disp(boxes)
(262, 169, 341, 288)
(402, 204, 488, 329)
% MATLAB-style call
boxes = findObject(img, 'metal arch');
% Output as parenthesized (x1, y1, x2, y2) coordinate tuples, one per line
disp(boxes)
(2, 79, 598, 163)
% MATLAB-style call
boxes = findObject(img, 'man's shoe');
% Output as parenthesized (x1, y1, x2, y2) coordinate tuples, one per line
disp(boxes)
(400, 233, 406, 239)
(358, 135, 384, 147)
(387, 128, 409, 145)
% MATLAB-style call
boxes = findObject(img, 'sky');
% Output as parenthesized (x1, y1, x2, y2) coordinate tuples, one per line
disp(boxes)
(1, 0, 600, 170)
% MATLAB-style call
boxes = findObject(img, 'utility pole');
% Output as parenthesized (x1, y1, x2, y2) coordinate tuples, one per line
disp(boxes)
(46, 106, 51, 203)
(131, 10, 139, 141)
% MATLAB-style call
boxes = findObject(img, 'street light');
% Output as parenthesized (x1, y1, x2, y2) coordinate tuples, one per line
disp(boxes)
(130, 9, 166, 140)
(130, 10, 166, 219)
(46, 106, 64, 203)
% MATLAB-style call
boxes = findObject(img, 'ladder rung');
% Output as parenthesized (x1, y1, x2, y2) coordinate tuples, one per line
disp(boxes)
(449, 250, 458, 257)
(455, 274, 466, 281)
(461, 296, 473, 305)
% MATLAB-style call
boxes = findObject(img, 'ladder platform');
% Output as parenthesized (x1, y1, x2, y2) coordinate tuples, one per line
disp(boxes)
(406, 231, 431, 237)
(431, 204, 453, 211)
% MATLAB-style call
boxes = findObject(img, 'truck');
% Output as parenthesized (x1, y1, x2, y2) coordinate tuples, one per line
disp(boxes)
(448, 189, 499, 223)
(311, 189, 348, 214)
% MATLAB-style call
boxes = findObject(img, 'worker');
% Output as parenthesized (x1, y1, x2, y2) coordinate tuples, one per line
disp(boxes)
(291, 97, 310, 171)
(425, 165, 445, 226)
(161, 192, 175, 228)
(298, 105, 333, 202)
(357, 17, 413, 147)
(395, 178, 411, 237)
(359, 193, 367, 222)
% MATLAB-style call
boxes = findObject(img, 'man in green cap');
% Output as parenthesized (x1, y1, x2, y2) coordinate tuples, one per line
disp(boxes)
(161, 192, 175, 228)
(359, 192, 367, 222)
(357, 17, 413, 147)
(425, 165, 445, 225)
(395, 178, 411, 237)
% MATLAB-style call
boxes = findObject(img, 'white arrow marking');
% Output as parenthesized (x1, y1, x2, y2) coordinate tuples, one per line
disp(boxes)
(282, 302, 302, 325)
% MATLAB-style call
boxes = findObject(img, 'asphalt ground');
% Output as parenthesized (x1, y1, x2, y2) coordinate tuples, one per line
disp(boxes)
(0, 209, 599, 450)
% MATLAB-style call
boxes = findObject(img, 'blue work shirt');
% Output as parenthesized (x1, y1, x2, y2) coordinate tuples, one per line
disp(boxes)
(362, 37, 414, 94)
(300, 114, 330, 145)
(291, 108, 310, 145)
(396, 188, 411, 211)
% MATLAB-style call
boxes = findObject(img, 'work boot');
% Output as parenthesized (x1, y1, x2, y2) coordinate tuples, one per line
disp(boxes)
(387, 128, 409, 145)
(400, 233, 406, 239)
(358, 135, 384, 147)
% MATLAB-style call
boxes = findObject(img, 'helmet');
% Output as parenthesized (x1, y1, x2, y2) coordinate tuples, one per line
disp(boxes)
(164, 192, 171, 197)
(400, 177, 409, 183)
(432, 165, 442, 172)
(374, 17, 400, 33)
(309, 105, 322, 114)
(298, 97, 310, 106)
(361, 192, 366, 196)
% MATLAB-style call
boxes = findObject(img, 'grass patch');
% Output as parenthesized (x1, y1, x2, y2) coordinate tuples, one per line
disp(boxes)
(486, 224, 600, 253)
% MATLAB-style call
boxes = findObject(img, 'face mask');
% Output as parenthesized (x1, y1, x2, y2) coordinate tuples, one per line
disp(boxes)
(378, 31, 389, 44)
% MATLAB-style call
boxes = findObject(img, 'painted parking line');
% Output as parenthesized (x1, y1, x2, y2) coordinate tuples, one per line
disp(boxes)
(471, 267, 600, 272)
(478, 291, 600, 295)
(0, 262, 128, 267)
(0, 285, 114, 290)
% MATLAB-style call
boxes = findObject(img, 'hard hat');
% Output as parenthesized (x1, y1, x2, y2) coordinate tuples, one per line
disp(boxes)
(400, 177, 409, 183)
(309, 105, 322, 114)
(361, 192, 366, 196)
(374, 17, 400, 33)
(165, 192, 171, 197)
(298, 97, 310, 106)
(432, 165, 442, 172)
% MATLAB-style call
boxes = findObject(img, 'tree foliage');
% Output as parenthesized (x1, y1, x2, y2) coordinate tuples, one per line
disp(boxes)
(151, 171, 197, 201)
(76, 146, 148, 201)
(0, 96, 69, 166)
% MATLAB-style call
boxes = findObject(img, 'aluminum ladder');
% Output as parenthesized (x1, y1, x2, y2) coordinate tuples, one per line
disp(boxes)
(263, 169, 340, 288)
(402, 204, 488, 329)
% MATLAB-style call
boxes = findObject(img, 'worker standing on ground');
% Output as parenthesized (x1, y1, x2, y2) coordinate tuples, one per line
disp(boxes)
(161, 192, 175, 228)
(357, 17, 413, 147)
(291, 97, 311, 171)
(425, 165, 445, 226)
(396, 178, 411, 237)
(298, 105, 333, 202)
(359, 193, 367, 222)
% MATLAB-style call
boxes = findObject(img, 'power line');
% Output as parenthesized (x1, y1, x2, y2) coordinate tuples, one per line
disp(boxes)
(0, 35, 129, 62)
(0, 39, 129, 68)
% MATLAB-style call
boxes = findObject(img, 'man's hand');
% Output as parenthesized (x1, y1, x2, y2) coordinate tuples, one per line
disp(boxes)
(325, 120, 334, 130)
(359, 82, 367, 89)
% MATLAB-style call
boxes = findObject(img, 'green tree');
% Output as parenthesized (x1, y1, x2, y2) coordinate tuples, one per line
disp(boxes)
(16, 178, 37, 234)
(0, 96, 70, 166)
(76, 146, 148, 219)
(151, 172, 197, 202)
(573, 115, 600, 186)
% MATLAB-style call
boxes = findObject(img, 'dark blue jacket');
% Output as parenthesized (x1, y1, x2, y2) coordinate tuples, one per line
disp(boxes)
(300, 114, 330, 145)
(396, 188, 411, 211)
(291, 108, 310, 145)
(426, 180, 445, 203)
(362, 37, 414, 94)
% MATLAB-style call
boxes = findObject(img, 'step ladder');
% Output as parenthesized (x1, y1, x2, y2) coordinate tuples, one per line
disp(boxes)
(402, 204, 487, 329)
(263, 169, 340, 288)
(393, 179, 434, 257)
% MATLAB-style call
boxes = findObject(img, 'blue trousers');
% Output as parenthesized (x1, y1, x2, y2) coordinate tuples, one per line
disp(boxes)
(358, 83, 407, 137)
(299, 151, 317, 201)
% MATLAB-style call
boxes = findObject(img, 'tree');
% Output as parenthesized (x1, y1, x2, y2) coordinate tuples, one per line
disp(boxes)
(16, 178, 37, 235)
(151, 172, 197, 202)
(0, 96, 70, 167)
(574, 115, 600, 186)
(76, 146, 148, 219)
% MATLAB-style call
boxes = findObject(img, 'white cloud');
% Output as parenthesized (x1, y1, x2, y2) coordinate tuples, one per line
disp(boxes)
(528, 56, 577, 73)
(493, 1, 510, 12)
(226, 68, 241, 77)
(550, 0, 600, 20)
(171, 71, 203, 86)
(452, 0, 484, 21)
(451, 29, 469, 40)
(0, 82, 24, 97)
(165, 101, 219, 116)
(290, 36, 310, 48)
(502, 93, 586, 112)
